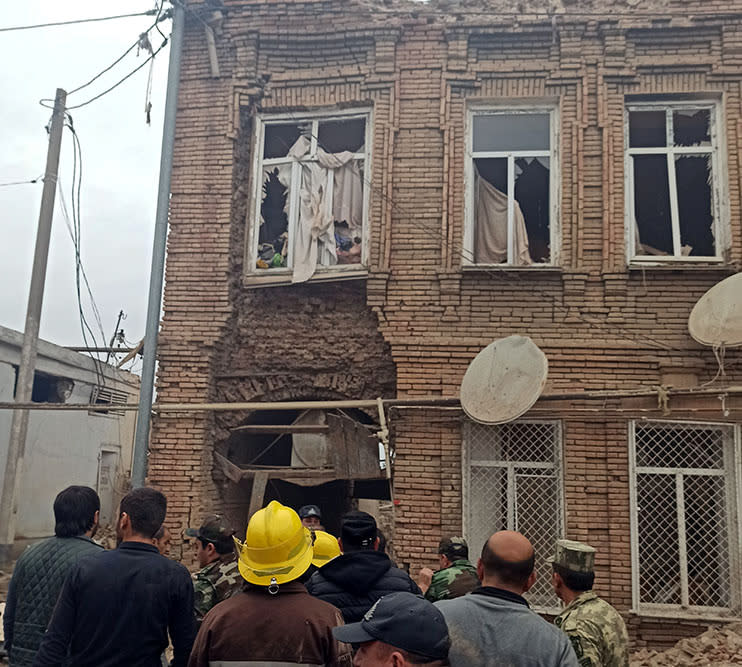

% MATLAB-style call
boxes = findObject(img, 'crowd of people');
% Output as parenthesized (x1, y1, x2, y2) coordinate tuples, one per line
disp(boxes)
(1, 485, 629, 666)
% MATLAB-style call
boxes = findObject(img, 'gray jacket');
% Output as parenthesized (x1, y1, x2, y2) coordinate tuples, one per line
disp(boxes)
(436, 587, 579, 667)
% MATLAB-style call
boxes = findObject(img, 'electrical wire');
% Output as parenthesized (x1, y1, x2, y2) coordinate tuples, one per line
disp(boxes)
(0, 175, 43, 187)
(0, 10, 158, 33)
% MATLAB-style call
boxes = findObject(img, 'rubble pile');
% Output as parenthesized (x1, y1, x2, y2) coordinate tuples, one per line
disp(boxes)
(631, 623, 742, 666)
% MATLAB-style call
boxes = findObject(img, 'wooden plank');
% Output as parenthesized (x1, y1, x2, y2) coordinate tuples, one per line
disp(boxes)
(248, 471, 269, 519)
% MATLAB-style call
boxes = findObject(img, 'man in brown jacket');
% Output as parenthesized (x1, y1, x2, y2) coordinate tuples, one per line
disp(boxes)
(188, 501, 351, 667)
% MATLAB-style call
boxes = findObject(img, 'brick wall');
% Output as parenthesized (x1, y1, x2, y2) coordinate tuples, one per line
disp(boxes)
(153, 0, 742, 646)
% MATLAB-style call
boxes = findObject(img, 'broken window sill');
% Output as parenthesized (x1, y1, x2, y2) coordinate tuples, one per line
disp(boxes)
(243, 267, 368, 289)
(628, 259, 735, 273)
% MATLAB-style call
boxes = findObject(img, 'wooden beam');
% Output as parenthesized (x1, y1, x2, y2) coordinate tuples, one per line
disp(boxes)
(231, 424, 330, 434)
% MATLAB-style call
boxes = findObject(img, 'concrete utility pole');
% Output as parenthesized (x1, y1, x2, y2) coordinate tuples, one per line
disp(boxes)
(131, 2, 184, 488)
(0, 88, 67, 563)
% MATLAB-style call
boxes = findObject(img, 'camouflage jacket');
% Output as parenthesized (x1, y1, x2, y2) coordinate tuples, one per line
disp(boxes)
(554, 591, 630, 667)
(193, 553, 242, 622)
(424, 559, 480, 602)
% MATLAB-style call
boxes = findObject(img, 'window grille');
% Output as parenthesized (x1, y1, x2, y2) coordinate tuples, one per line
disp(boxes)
(464, 420, 564, 611)
(630, 421, 741, 615)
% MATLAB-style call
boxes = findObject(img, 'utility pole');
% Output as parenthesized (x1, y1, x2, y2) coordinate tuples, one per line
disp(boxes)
(105, 309, 126, 365)
(0, 88, 67, 563)
(131, 2, 184, 488)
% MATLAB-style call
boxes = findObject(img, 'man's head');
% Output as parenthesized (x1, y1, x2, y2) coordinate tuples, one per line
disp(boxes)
(53, 485, 100, 538)
(298, 504, 322, 530)
(116, 487, 167, 544)
(333, 592, 450, 666)
(153, 525, 172, 556)
(185, 514, 236, 568)
(340, 511, 379, 553)
(438, 537, 468, 569)
(478, 530, 536, 594)
(551, 539, 596, 600)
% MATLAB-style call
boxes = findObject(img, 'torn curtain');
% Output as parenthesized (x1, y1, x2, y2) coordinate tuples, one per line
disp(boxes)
(474, 169, 531, 265)
(285, 136, 363, 283)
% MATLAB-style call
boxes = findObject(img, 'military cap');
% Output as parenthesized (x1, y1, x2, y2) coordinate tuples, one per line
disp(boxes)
(438, 536, 469, 560)
(185, 514, 235, 544)
(552, 539, 595, 574)
(299, 504, 322, 520)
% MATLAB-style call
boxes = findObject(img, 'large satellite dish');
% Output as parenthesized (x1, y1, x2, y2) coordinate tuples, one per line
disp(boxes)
(688, 273, 742, 348)
(460, 335, 548, 425)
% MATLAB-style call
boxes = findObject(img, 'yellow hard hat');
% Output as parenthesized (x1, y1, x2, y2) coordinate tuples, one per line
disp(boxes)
(311, 530, 341, 568)
(234, 501, 313, 586)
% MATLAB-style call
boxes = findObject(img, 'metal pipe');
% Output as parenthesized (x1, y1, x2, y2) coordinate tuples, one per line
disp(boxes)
(0, 88, 67, 563)
(131, 2, 184, 488)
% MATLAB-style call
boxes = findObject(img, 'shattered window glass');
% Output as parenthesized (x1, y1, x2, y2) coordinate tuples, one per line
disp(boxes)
(471, 111, 553, 265)
(628, 104, 718, 260)
(254, 115, 368, 278)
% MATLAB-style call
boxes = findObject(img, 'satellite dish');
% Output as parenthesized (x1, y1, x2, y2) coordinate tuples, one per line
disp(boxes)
(460, 335, 548, 425)
(688, 273, 742, 348)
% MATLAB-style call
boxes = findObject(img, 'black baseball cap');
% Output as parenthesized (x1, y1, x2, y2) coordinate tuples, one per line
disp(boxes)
(341, 511, 377, 546)
(299, 504, 322, 520)
(333, 592, 450, 660)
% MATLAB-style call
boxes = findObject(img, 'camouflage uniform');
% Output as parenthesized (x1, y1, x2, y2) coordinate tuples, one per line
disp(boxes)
(193, 553, 242, 622)
(424, 559, 480, 602)
(186, 514, 243, 623)
(552, 539, 629, 667)
(425, 536, 480, 602)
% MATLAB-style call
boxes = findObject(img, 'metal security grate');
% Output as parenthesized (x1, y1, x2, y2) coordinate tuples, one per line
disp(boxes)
(631, 421, 740, 614)
(465, 421, 563, 611)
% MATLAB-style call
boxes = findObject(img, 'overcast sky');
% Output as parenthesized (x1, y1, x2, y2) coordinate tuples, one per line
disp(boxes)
(0, 2, 171, 361)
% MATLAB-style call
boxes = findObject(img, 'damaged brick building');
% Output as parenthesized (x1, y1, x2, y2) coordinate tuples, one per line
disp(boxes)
(151, 0, 742, 649)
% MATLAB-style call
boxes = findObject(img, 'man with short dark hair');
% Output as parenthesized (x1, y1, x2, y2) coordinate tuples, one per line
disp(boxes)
(333, 592, 450, 666)
(306, 511, 421, 622)
(185, 514, 241, 623)
(34, 487, 196, 667)
(418, 537, 480, 602)
(551, 540, 629, 667)
(436, 531, 578, 667)
(3, 486, 103, 666)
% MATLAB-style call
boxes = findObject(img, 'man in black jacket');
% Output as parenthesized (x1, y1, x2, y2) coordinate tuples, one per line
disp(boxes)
(4, 486, 103, 666)
(33, 487, 196, 667)
(306, 511, 421, 622)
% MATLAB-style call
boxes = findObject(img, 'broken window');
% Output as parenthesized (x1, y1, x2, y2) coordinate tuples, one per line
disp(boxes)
(627, 104, 719, 260)
(630, 421, 740, 613)
(468, 110, 555, 265)
(252, 114, 368, 282)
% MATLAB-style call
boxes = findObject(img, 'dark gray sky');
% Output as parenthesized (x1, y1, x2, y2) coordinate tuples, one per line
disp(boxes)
(1, 2, 170, 359)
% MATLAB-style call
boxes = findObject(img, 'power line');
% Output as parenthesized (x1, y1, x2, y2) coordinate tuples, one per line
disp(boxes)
(0, 10, 158, 33)
(0, 175, 43, 188)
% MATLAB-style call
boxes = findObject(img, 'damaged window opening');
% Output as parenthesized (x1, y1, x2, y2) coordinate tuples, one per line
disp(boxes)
(468, 110, 555, 266)
(252, 113, 369, 283)
(627, 104, 719, 260)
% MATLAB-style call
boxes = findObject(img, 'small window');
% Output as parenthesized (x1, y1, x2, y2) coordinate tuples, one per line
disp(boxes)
(629, 421, 741, 615)
(250, 112, 369, 283)
(466, 109, 557, 266)
(464, 420, 564, 612)
(626, 103, 722, 261)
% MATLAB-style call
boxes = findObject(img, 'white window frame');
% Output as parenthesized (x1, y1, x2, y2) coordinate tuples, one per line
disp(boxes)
(628, 420, 742, 619)
(246, 109, 372, 282)
(464, 105, 560, 267)
(625, 100, 727, 264)
(462, 419, 565, 613)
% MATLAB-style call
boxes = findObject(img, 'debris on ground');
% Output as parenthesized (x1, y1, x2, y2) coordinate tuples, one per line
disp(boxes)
(631, 622, 742, 666)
